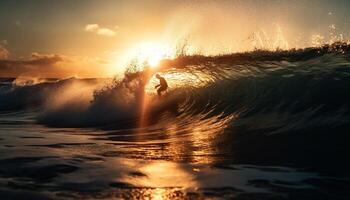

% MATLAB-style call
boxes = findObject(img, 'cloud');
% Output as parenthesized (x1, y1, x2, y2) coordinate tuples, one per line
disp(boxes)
(0, 53, 68, 77)
(0, 53, 66, 70)
(97, 28, 116, 36)
(85, 24, 99, 32)
(0, 52, 110, 78)
(84, 24, 116, 37)
(0, 42, 111, 78)
(26, 53, 65, 65)
(0, 40, 8, 45)
(0, 45, 9, 60)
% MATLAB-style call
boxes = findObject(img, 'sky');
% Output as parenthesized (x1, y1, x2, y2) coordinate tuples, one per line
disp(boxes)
(0, 0, 350, 78)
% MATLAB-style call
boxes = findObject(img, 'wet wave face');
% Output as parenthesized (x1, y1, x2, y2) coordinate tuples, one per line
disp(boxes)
(1, 45, 350, 199)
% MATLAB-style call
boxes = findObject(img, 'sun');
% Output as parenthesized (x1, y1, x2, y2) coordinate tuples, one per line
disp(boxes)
(107, 41, 175, 76)
(129, 41, 174, 67)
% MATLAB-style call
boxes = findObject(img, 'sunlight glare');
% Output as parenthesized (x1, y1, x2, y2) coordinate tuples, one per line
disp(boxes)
(130, 41, 174, 67)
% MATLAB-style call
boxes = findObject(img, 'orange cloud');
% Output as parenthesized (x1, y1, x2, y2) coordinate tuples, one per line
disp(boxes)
(97, 28, 116, 37)
(27, 53, 65, 65)
(0, 51, 110, 78)
(0, 44, 9, 60)
(0, 53, 66, 77)
(84, 24, 116, 37)
(85, 24, 99, 32)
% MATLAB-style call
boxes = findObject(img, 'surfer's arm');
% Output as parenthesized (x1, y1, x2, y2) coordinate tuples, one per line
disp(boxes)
(155, 84, 160, 88)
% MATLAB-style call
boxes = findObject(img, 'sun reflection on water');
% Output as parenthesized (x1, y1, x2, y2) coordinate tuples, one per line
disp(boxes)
(120, 161, 198, 191)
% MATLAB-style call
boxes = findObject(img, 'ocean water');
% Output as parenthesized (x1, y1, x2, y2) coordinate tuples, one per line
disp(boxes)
(0, 47, 350, 199)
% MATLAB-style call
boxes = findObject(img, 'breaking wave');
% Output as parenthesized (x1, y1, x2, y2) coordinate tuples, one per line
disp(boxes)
(1, 44, 350, 136)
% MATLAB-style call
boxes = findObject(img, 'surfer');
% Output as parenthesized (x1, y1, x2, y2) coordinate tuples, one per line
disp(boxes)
(154, 74, 168, 97)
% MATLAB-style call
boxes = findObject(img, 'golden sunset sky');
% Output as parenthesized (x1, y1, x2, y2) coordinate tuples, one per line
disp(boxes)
(0, 0, 349, 77)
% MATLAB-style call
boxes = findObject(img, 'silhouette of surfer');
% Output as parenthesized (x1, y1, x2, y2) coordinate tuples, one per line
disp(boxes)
(155, 74, 168, 97)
